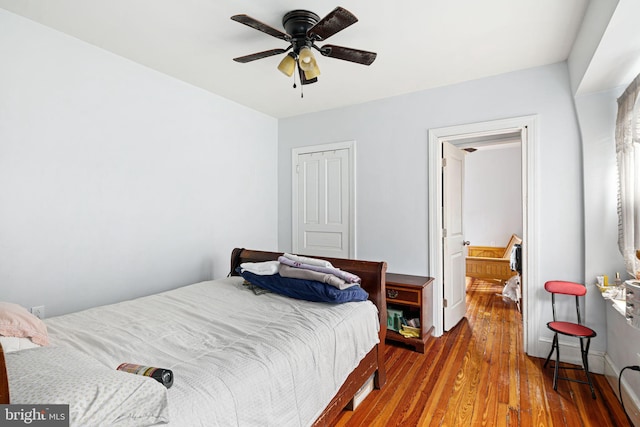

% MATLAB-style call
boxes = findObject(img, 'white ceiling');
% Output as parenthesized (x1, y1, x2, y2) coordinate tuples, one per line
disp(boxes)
(0, 0, 590, 118)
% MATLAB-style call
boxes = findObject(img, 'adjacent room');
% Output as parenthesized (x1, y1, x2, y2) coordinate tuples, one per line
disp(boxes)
(1, 0, 640, 425)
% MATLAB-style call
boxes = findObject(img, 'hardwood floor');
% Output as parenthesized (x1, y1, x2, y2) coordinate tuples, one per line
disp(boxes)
(334, 278, 630, 426)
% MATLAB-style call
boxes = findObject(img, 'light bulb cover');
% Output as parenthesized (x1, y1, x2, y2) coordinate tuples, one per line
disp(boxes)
(304, 58, 321, 80)
(277, 53, 296, 77)
(298, 46, 315, 71)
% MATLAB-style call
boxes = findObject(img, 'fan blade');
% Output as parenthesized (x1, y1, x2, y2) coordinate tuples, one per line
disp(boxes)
(231, 14, 290, 41)
(308, 7, 358, 41)
(298, 66, 318, 85)
(233, 49, 287, 63)
(320, 44, 377, 65)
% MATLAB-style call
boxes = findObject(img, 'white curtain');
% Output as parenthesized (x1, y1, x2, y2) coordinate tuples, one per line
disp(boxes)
(616, 73, 640, 276)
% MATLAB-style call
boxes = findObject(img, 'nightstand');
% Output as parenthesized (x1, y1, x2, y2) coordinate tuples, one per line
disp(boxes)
(385, 273, 434, 353)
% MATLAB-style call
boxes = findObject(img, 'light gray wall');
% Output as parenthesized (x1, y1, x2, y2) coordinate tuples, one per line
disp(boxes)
(463, 146, 523, 247)
(0, 10, 279, 317)
(575, 87, 640, 401)
(279, 62, 586, 357)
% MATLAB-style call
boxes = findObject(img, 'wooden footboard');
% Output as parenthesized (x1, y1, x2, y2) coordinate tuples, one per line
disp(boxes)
(0, 343, 9, 404)
(230, 248, 387, 425)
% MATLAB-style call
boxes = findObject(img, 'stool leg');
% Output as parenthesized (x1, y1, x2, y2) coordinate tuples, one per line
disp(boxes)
(552, 334, 560, 391)
(544, 333, 560, 390)
(580, 338, 596, 399)
(544, 333, 557, 368)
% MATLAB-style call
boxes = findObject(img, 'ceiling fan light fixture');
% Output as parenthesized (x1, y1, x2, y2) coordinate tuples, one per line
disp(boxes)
(298, 46, 315, 72)
(231, 7, 377, 91)
(277, 53, 296, 77)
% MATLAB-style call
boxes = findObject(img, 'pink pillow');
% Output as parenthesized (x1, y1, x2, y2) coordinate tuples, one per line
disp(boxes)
(0, 302, 49, 346)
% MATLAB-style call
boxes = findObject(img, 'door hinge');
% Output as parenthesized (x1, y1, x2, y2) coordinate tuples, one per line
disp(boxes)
(443, 298, 448, 308)
(443, 228, 447, 238)
(442, 158, 447, 167)
(295, 164, 300, 174)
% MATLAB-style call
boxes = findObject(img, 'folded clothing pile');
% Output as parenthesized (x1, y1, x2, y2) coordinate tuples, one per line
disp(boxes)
(239, 253, 367, 303)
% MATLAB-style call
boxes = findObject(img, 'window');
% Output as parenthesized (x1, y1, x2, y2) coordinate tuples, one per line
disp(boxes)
(616, 73, 640, 276)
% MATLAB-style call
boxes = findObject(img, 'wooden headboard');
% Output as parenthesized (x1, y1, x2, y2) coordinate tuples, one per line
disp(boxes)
(230, 248, 388, 327)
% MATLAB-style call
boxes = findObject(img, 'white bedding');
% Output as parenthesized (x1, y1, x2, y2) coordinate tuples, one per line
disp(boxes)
(41, 276, 380, 426)
(6, 346, 170, 426)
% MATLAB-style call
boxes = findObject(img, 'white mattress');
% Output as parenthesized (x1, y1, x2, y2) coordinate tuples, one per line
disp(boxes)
(44, 276, 380, 426)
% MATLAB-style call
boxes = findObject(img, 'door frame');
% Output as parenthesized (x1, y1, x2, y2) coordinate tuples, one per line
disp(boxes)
(291, 140, 356, 258)
(427, 115, 538, 355)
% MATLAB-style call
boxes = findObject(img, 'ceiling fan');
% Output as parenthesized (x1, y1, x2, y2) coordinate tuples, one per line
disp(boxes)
(231, 7, 377, 87)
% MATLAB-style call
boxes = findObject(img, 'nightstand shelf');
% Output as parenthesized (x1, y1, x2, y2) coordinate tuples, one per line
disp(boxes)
(385, 273, 434, 353)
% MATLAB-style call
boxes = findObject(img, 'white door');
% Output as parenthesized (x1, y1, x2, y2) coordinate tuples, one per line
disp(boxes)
(443, 141, 467, 330)
(293, 144, 353, 258)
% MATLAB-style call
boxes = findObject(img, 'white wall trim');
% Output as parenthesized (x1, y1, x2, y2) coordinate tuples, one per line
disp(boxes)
(291, 141, 356, 258)
(427, 134, 444, 335)
(428, 115, 538, 355)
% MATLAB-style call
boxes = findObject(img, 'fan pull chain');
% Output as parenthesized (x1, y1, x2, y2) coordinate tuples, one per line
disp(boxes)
(299, 63, 304, 98)
(293, 59, 298, 89)
(292, 63, 303, 98)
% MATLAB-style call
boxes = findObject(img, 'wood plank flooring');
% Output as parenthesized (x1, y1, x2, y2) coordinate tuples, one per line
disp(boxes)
(334, 278, 630, 426)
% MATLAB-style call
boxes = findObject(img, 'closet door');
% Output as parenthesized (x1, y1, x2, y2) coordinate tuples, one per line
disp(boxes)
(293, 143, 354, 258)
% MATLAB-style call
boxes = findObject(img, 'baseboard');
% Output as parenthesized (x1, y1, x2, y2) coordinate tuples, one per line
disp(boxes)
(605, 354, 640, 426)
(537, 337, 605, 374)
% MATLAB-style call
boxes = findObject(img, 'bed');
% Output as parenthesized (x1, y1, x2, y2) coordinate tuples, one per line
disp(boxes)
(465, 234, 522, 282)
(0, 248, 387, 426)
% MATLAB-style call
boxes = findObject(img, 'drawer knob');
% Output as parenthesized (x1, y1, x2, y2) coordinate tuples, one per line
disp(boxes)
(387, 289, 399, 299)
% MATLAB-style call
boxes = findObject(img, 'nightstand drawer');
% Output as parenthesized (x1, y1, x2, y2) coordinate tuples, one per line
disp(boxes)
(386, 286, 420, 306)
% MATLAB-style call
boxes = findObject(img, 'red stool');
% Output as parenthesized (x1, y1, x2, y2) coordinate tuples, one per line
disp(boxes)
(543, 280, 597, 399)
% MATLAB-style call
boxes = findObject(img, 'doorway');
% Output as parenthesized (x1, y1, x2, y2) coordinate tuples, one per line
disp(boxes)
(462, 139, 523, 315)
(428, 115, 538, 355)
